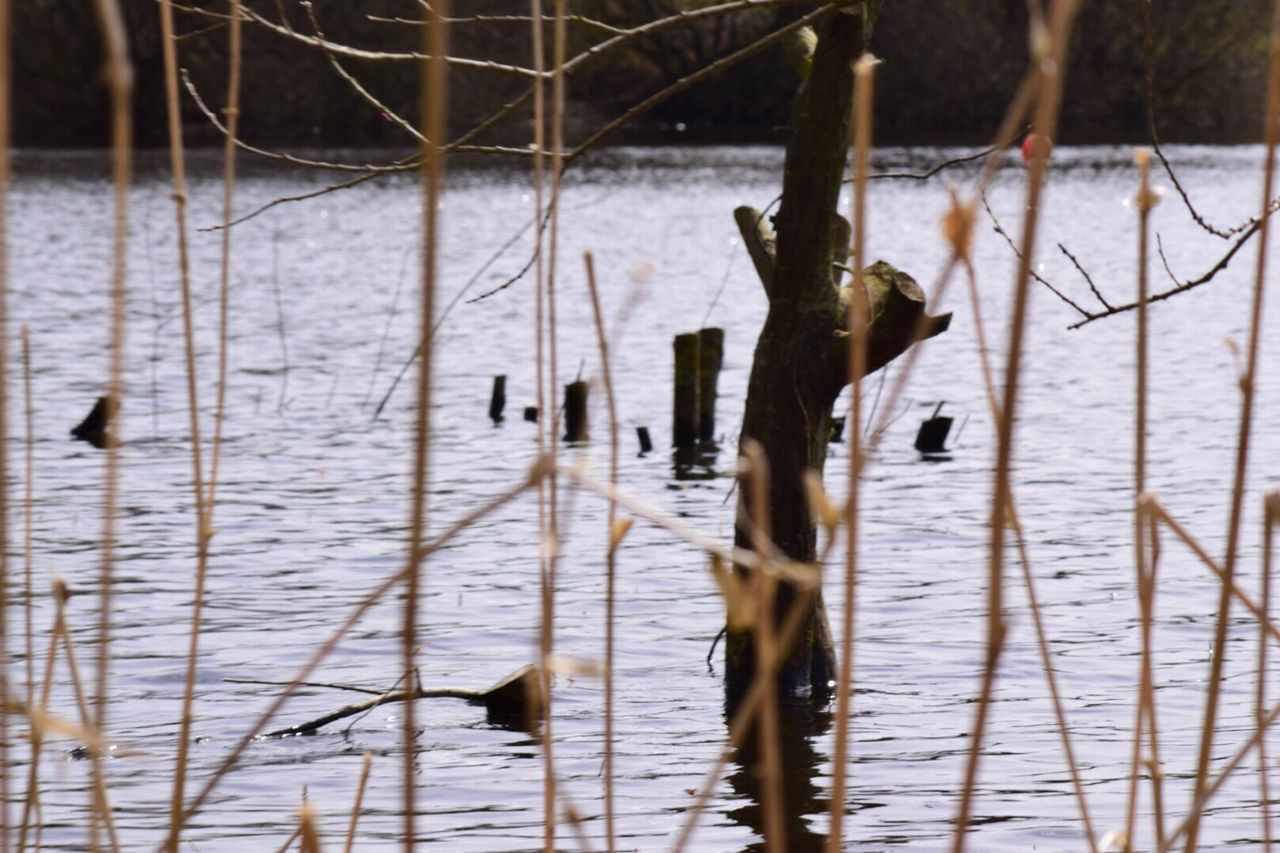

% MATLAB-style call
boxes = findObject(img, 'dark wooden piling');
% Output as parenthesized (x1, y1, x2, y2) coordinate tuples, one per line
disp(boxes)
(489, 375, 506, 423)
(636, 426, 653, 455)
(523, 406, 538, 423)
(697, 327, 724, 442)
(563, 381, 588, 442)
(673, 327, 724, 447)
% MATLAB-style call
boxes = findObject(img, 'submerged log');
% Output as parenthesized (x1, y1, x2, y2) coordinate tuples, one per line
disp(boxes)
(262, 665, 545, 737)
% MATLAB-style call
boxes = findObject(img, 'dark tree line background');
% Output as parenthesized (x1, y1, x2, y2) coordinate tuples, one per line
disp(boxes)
(17, 0, 1270, 148)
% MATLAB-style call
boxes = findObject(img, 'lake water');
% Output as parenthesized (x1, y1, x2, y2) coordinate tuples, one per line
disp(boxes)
(8, 144, 1280, 850)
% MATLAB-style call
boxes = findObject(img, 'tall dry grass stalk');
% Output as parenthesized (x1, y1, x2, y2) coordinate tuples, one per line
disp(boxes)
(583, 251, 618, 851)
(0, 0, 10, 845)
(343, 752, 373, 853)
(741, 442, 785, 851)
(402, 1, 448, 847)
(953, 3, 1080, 849)
(89, 1, 132, 848)
(538, 2, 570, 848)
(1184, 2, 1280, 848)
(827, 51, 875, 853)
(1124, 148, 1162, 851)
(208, 0, 242, 506)
(958, 189, 1097, 852)
(526, 3, 557, 848)
(156, 0, 213, 847)
(20, 326, 30, 704)
(1260, 492, 1279, 850)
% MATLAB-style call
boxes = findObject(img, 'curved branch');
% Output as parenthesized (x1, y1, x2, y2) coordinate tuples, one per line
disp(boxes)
(1068, 223, 1261, 329)
(239, 5, 540, 76)
(981, 195, 1096, 321)
(302, 2, 423, 143)
(182, 69, 418, 172)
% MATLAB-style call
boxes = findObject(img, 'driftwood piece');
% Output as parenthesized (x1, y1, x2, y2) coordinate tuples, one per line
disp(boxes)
(262, 665, 544, 737)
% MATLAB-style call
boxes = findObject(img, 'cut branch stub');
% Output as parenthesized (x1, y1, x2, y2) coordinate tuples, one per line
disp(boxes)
(734, 205, 777, 297)
(839, 260, 952, 377)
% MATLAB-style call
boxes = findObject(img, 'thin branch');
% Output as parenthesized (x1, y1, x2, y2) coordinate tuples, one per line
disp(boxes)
(981, 194, 1096, 320)
(861, 139, 1013, 182)
(182, 70, 417, 173)
(1058, 241, 1112, 309)
(1069, 222, 1260, 329)
(303, 2, 424, 143)
(239, 4, 538, 75)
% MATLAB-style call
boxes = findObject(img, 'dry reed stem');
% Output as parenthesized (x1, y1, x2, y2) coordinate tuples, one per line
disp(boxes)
(399, 1, 448, 845)
(583, 251, 618, 851)
(1185, 3, 1280, 847)
(828, 51, 874, 853)
(1261, 493, 1279, 850)
(1160, 696, 1280, 852)
(960, 209, 1097, 849)
(208, 0, 241, 507)
(18, 585, 64, 851)
(739, 442, 785, 851)
(298, 802, 322, 853)
(1008, 495, 1097, 849)
(1150, 502, 1280, 647)
(528, 3, 553, 848)
(89, 2, 131, 848)
(343, 752, 373, 853)
(164, 464, 544, 844)
(0, 26, 10, 847)
(0, 0, 9, 839)
(20, 327, 31, 710)
(1124, 148, 1157, 851)
(952, 4, 1079, 849)
(669, 573, 820, 852)
(538, 4, 568, 848)
(1140, 504, 1167, 848)
(275, 823, 303, 853)
(52, 593, 120, 851)
(156, 1, 212, 847)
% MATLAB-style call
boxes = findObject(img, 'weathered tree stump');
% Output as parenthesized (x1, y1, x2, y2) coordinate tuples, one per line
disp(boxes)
(724, 7, 950, 711)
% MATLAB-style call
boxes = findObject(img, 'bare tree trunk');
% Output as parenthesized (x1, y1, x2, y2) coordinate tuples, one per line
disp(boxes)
(725, 4, 949, 709)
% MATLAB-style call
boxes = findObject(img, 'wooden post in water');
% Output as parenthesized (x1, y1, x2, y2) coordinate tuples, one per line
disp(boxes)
(489, 375, 506, 423)
(672, 327, 724, 447)
(563, 381, 588, 442)
(636, 426, 653, 455)
(697, 327, 724, 443)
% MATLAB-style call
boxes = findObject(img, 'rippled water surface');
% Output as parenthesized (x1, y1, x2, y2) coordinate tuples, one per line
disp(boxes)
(10, 145, 1280, 850)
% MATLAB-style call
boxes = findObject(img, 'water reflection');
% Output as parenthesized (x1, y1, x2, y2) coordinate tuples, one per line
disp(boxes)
(725, 704, 831, 852)
(672, 443, 721, 480)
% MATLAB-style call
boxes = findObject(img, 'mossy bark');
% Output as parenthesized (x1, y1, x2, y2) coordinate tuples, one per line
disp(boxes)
(724, 6, 949, 710)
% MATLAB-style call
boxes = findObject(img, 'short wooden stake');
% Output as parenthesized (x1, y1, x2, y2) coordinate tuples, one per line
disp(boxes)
(672, 327, 724, 447)
(636, 426, 653, 455)
(563, 381, 588, 442)
(489, 375, 506, 423)
(523, 406, 538, 423)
